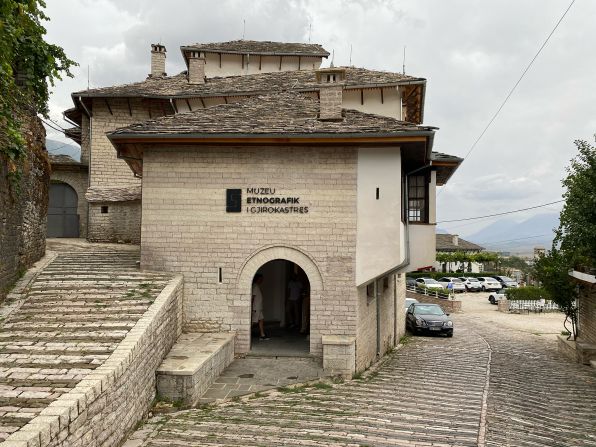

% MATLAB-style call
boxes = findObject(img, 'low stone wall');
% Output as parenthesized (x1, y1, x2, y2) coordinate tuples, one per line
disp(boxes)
(407, 291, 462, 313)
(4, 275, 184, 447)
(156, 332, 235, 407)
(322, 335, 356, 377)
(557, 335, 596, 366)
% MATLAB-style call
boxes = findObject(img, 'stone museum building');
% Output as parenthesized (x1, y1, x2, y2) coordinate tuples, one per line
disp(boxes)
(62, 40, 461, 372)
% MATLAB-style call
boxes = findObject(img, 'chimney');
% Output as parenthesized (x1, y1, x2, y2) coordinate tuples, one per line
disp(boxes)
(188, 51, 206, 84)
(316, 68, 345, 120)
(452, 234, 459, 246)
(150, 44, 167, 77)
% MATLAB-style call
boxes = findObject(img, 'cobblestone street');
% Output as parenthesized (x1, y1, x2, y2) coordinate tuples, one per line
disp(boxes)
(128, 307, 596, 447)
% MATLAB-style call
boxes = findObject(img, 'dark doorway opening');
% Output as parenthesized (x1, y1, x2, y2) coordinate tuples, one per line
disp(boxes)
(250, 259, 310, 356)
(47, 182, 79, 238)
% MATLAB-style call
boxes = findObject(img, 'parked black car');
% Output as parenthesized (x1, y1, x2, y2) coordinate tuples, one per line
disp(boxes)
(406, 303, 453, 337)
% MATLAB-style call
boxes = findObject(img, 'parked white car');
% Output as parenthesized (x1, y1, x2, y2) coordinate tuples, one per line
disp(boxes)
(415, 278, 445, 290)
(477, 277, 502, 291)
(461, 277, 482, 292)
(437, 277, 466, 293)
(488, 290, 507, 305)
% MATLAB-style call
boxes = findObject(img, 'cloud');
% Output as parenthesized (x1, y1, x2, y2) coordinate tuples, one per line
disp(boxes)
(41, 0, 596, 228)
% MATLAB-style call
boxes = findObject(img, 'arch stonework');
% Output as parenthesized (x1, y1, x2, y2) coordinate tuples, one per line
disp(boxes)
(232, 245, 324, 354)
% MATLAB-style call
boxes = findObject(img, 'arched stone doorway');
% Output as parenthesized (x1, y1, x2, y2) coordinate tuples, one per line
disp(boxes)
(250, 259, 311, 355)
(235, 246, 324, 356)
(47, 182, 80, 237)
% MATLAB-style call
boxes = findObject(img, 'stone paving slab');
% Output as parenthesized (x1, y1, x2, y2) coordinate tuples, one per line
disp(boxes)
(126, 311, 596, 447)
(0, 241, 172, 442)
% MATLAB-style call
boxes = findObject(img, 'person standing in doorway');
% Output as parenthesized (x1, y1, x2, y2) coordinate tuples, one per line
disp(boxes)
(287, 274, 303, 329)
(252, 274, 268, 340)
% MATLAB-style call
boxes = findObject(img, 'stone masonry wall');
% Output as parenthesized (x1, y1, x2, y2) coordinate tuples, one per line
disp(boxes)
(87, 202, 141, 243)
(89, 98, 159, 187)
(356, 275, 397, 372)
(0, 115, 49, 299)
(50, 170, 89, 238)
(141, 145, 359, 359)
(578, 285, 596, 345)
(6, 275, 184, 447)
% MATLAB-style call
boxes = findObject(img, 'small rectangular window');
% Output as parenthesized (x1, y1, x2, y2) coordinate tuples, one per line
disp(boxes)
(376, 187, 380, 200)
(101, 206, 109, 214)
(218, 268, 223, 283)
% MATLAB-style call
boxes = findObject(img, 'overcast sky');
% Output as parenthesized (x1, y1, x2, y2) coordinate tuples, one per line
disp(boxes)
(43, 0, 595, 237)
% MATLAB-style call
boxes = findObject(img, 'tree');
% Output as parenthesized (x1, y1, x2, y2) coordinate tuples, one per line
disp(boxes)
(534, 249, 578, 339)
(533, 137, 596, 340)
(0, 0, 77, 181)
(554, 138, 596, 269)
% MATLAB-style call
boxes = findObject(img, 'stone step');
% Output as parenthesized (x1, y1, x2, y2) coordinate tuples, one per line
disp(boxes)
(8, 314, 144, 323)
(0, 367, 90, 382)
(0, 396, 57, 408)
(0, 377, 78, 388)
(0, 331, 127, 343)
(1, 322, 135, 332)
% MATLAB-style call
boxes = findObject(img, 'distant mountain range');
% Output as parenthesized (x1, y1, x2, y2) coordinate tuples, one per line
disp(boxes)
(461, 213, 559, 255)
(46, 139, 80, 161)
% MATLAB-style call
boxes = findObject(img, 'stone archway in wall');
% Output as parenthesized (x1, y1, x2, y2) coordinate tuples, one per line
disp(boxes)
(234, 246, 324, 356)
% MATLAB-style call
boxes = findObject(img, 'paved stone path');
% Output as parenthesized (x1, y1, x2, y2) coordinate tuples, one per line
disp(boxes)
(128, 314, 596, 447)
(0, 243, 171, 442)
(199, 356, 326, 404)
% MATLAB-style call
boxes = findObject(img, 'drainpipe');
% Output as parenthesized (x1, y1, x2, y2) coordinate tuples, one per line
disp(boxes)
(78, 96, 92, 239)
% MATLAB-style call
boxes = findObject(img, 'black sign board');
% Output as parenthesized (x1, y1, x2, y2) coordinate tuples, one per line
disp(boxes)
(226, 189, 242, 213)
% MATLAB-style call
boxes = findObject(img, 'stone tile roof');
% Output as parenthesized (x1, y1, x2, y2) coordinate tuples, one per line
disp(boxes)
(108, 91, 434, 137)
(431, 151, 463, 185)
(436, 234, 484, 252)
(432, 151, 463, 163)
(181, 40, 330, 57)
(85, 186, 142, 203)
(49, 154, 79, 164)
(73, 67, 424, 99)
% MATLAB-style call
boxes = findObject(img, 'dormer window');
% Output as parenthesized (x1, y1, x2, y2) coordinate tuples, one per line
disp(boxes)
(326, 74, 336, 83)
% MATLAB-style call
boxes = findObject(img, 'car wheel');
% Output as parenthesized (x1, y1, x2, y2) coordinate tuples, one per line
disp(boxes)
(482, 286, 486, 291)
(446, 332, 453, 338)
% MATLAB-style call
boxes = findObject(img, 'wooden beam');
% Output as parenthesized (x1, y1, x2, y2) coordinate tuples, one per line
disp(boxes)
(104, 98, 113, 115)
(241, 54, 244, 69)
(259, 55, 262, 70)
(360, 89, 364, 105)
(219, 52, 222, 68)
(279, 56, 282, 70)
(298, 56, 301, 70)
(127, 98, 132, 116)
(200, 97, 206, 108)
(380, 88, 384, 104)
(111, 135, 427, 145)
(185, 98, 192, 112)
(223, 96, 228, 104)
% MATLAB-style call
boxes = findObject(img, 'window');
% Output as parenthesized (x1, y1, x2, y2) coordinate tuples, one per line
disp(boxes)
(101, 206, 109, 214)
(408, 175, 427, 223)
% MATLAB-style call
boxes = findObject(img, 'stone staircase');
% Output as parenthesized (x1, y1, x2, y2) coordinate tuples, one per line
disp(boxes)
(0, 245, 172, 442)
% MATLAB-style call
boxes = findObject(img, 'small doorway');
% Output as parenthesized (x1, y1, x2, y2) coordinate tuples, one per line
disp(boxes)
(250, 259, 310, 356)
(47, 182, 79, 238)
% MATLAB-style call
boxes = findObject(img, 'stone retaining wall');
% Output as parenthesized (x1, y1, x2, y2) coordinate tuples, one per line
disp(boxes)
(0, 114, 49, 300)
(4, 275, 184, 447)
(407, 291, 462, 313)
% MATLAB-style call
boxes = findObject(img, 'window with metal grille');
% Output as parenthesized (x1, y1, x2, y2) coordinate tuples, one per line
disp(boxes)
(408, 175, 428, 223)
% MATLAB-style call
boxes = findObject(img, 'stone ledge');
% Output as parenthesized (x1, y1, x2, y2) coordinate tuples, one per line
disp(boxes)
(557, 335, 596, 365)
(321, 335, 356, 346)
(156, 332, 235, 406)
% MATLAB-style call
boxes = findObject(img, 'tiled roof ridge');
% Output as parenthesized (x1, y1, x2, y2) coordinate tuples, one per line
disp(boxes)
(108, 91, 431, 137)
(73, 66, 424, 98)
(181, 39, 330, 56)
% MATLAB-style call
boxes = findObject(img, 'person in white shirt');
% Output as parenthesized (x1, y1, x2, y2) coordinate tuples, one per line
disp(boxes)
(252, 274, 268, 340)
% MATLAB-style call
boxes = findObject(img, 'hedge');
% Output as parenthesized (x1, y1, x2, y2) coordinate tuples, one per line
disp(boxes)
(406, 272, 501, 280)
(504, 286, 551, 301)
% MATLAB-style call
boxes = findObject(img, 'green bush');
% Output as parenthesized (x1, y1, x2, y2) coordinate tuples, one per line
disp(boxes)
(504, 286, 551, 301)
(406, 272, 500, 280)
